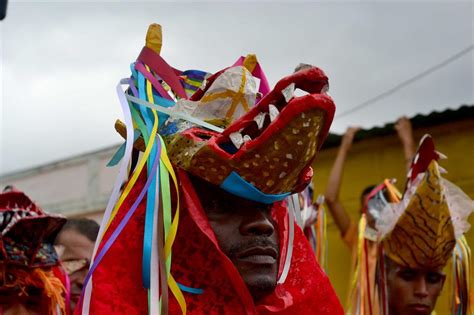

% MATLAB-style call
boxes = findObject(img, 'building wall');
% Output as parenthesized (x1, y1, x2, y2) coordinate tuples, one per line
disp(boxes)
(0, 145, 119, 221)
(312, 119, 474, 313)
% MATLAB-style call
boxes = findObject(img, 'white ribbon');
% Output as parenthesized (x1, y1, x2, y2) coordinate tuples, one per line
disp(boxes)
(125, 94, 224, 134)
(82, 79, 136, 314)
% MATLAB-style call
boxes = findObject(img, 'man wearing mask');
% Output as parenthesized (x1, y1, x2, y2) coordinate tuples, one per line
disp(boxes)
(77, 24, 344, 314)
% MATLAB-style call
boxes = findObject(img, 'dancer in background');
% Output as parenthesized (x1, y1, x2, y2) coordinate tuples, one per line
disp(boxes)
(55, 218, 99, 312)
(0, 187, 68, 314)
(349, 135, 473, 315)
(324, 117, 416, 313)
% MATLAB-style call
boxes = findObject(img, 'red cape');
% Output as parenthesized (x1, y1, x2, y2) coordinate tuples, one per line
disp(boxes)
(85, 170, 343, 314)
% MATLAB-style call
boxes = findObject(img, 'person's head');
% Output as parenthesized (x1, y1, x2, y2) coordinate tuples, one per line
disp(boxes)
(190, 175, 279, 302)
(55, 218, 99, 310)
(378, 137, 473, 315)
(386, 257, 445, 315)
(359, 185, 376, 228)
(0, 187, 67, 314)
(294, 63, 313, 73)
(360, 185, 375, 209)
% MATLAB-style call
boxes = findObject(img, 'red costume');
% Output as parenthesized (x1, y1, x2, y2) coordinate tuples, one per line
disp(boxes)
(87, 171, 342, 314)
(78, 23, 343, 314)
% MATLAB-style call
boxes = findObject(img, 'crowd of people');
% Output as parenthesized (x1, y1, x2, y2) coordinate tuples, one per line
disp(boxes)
(1, 23, 472, 315)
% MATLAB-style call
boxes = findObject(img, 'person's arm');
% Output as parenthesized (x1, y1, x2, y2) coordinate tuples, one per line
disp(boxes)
(324, 127, 359, 236)
(395, 116, 416, 172)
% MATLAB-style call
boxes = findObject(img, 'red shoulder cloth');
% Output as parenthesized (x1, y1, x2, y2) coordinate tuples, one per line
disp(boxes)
(83, 171, 343, 314)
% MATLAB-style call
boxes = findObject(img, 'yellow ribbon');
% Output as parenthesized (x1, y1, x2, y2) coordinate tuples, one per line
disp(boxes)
(146, 67, 186, 313)
(384, 179, 401, 202)
(243, 54, 257, 73)
(105, 97, 158, 230)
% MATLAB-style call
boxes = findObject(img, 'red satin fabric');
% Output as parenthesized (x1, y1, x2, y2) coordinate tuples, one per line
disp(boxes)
(86, 170, 343, 314)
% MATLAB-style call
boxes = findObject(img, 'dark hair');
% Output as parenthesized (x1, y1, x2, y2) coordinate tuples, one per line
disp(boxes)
(294, 63, 313, 73)
(59, 218, 100, 242)
(359, 185, 376, 209)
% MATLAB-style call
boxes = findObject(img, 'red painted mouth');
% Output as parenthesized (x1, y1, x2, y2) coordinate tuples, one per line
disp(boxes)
(218, 67, 332, 155)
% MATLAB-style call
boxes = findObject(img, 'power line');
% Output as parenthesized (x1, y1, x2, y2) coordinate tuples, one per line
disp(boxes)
(337, 44, 474, 118)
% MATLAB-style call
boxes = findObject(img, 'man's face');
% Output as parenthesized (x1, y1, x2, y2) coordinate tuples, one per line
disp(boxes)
(387, 259, 445, 315)
(55, 229, 95, 311)
(191, 176, 280, 302)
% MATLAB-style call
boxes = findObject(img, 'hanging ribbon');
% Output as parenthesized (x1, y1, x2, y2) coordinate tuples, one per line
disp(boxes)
(139, 66, 160, 289)
(125, 94, 224, 133)
(80, 137, 161, 313)
(81, 79, 137, 314)
(278, 194, 297, 284)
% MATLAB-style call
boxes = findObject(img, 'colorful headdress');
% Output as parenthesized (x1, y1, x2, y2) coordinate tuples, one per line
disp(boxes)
(0, 187, 67, 314)
(346, 179, 402, 315)
(80, 23, 336, 314)
(300, 190, 328, 270)
(376, 134, 473, 314)
(376, 135, 472, 268)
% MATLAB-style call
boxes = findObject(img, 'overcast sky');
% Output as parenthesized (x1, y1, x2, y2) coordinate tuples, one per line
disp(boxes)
(1, 1, 472, 175)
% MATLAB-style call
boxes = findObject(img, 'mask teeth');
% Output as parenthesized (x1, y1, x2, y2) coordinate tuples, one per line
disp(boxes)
(413, 153, 419, 164)
(200, 79, 208, 90)
(229, 131, 243, 149)
(268, 104, 279, 122)
(254, 112, 267, 130)
(436, 150, 448, 159)
(243, 135, 252, 142)
(321, 83, 329, 94)
(281, 83, 295, 102)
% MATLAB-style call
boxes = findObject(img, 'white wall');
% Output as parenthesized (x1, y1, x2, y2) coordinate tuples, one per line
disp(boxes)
(0, 145, 120, 221)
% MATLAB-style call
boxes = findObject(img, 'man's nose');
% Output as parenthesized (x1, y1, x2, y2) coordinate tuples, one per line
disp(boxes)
(71, 269, 88, 288)
(413, 278, 429, 298)
(240, 210, 275, 236)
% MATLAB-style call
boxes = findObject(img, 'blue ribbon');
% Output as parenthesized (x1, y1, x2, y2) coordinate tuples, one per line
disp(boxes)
(107, 130, 141, 167)
(79, 143, 161, 308)
(137, 71, 159, 289)
(177, 283, 203, 295)
(220, 171, 290, 204)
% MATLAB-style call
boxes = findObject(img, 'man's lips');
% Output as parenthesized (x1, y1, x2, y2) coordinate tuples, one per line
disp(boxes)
(408, 304, 430, 314)
(237, 246, 278, 264)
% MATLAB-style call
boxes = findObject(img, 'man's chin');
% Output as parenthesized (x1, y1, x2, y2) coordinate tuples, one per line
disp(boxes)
(243, 274, 277, 302)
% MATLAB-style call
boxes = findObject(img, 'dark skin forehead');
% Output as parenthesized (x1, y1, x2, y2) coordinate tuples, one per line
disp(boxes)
(191, 176, 274, 215)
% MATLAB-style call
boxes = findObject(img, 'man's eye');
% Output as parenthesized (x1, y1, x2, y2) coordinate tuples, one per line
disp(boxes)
(426, 272, 443, 284)
(205, 200, 231, 215)
(399, 270, 416, 281)
(257, 204, 273, 214)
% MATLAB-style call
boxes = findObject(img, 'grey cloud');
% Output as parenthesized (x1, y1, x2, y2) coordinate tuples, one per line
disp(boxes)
(1, 1, 472, 174)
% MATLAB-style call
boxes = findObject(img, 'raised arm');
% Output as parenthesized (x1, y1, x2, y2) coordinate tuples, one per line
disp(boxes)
(395, 116, 416, 172)
(324, 127, 360, 236)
